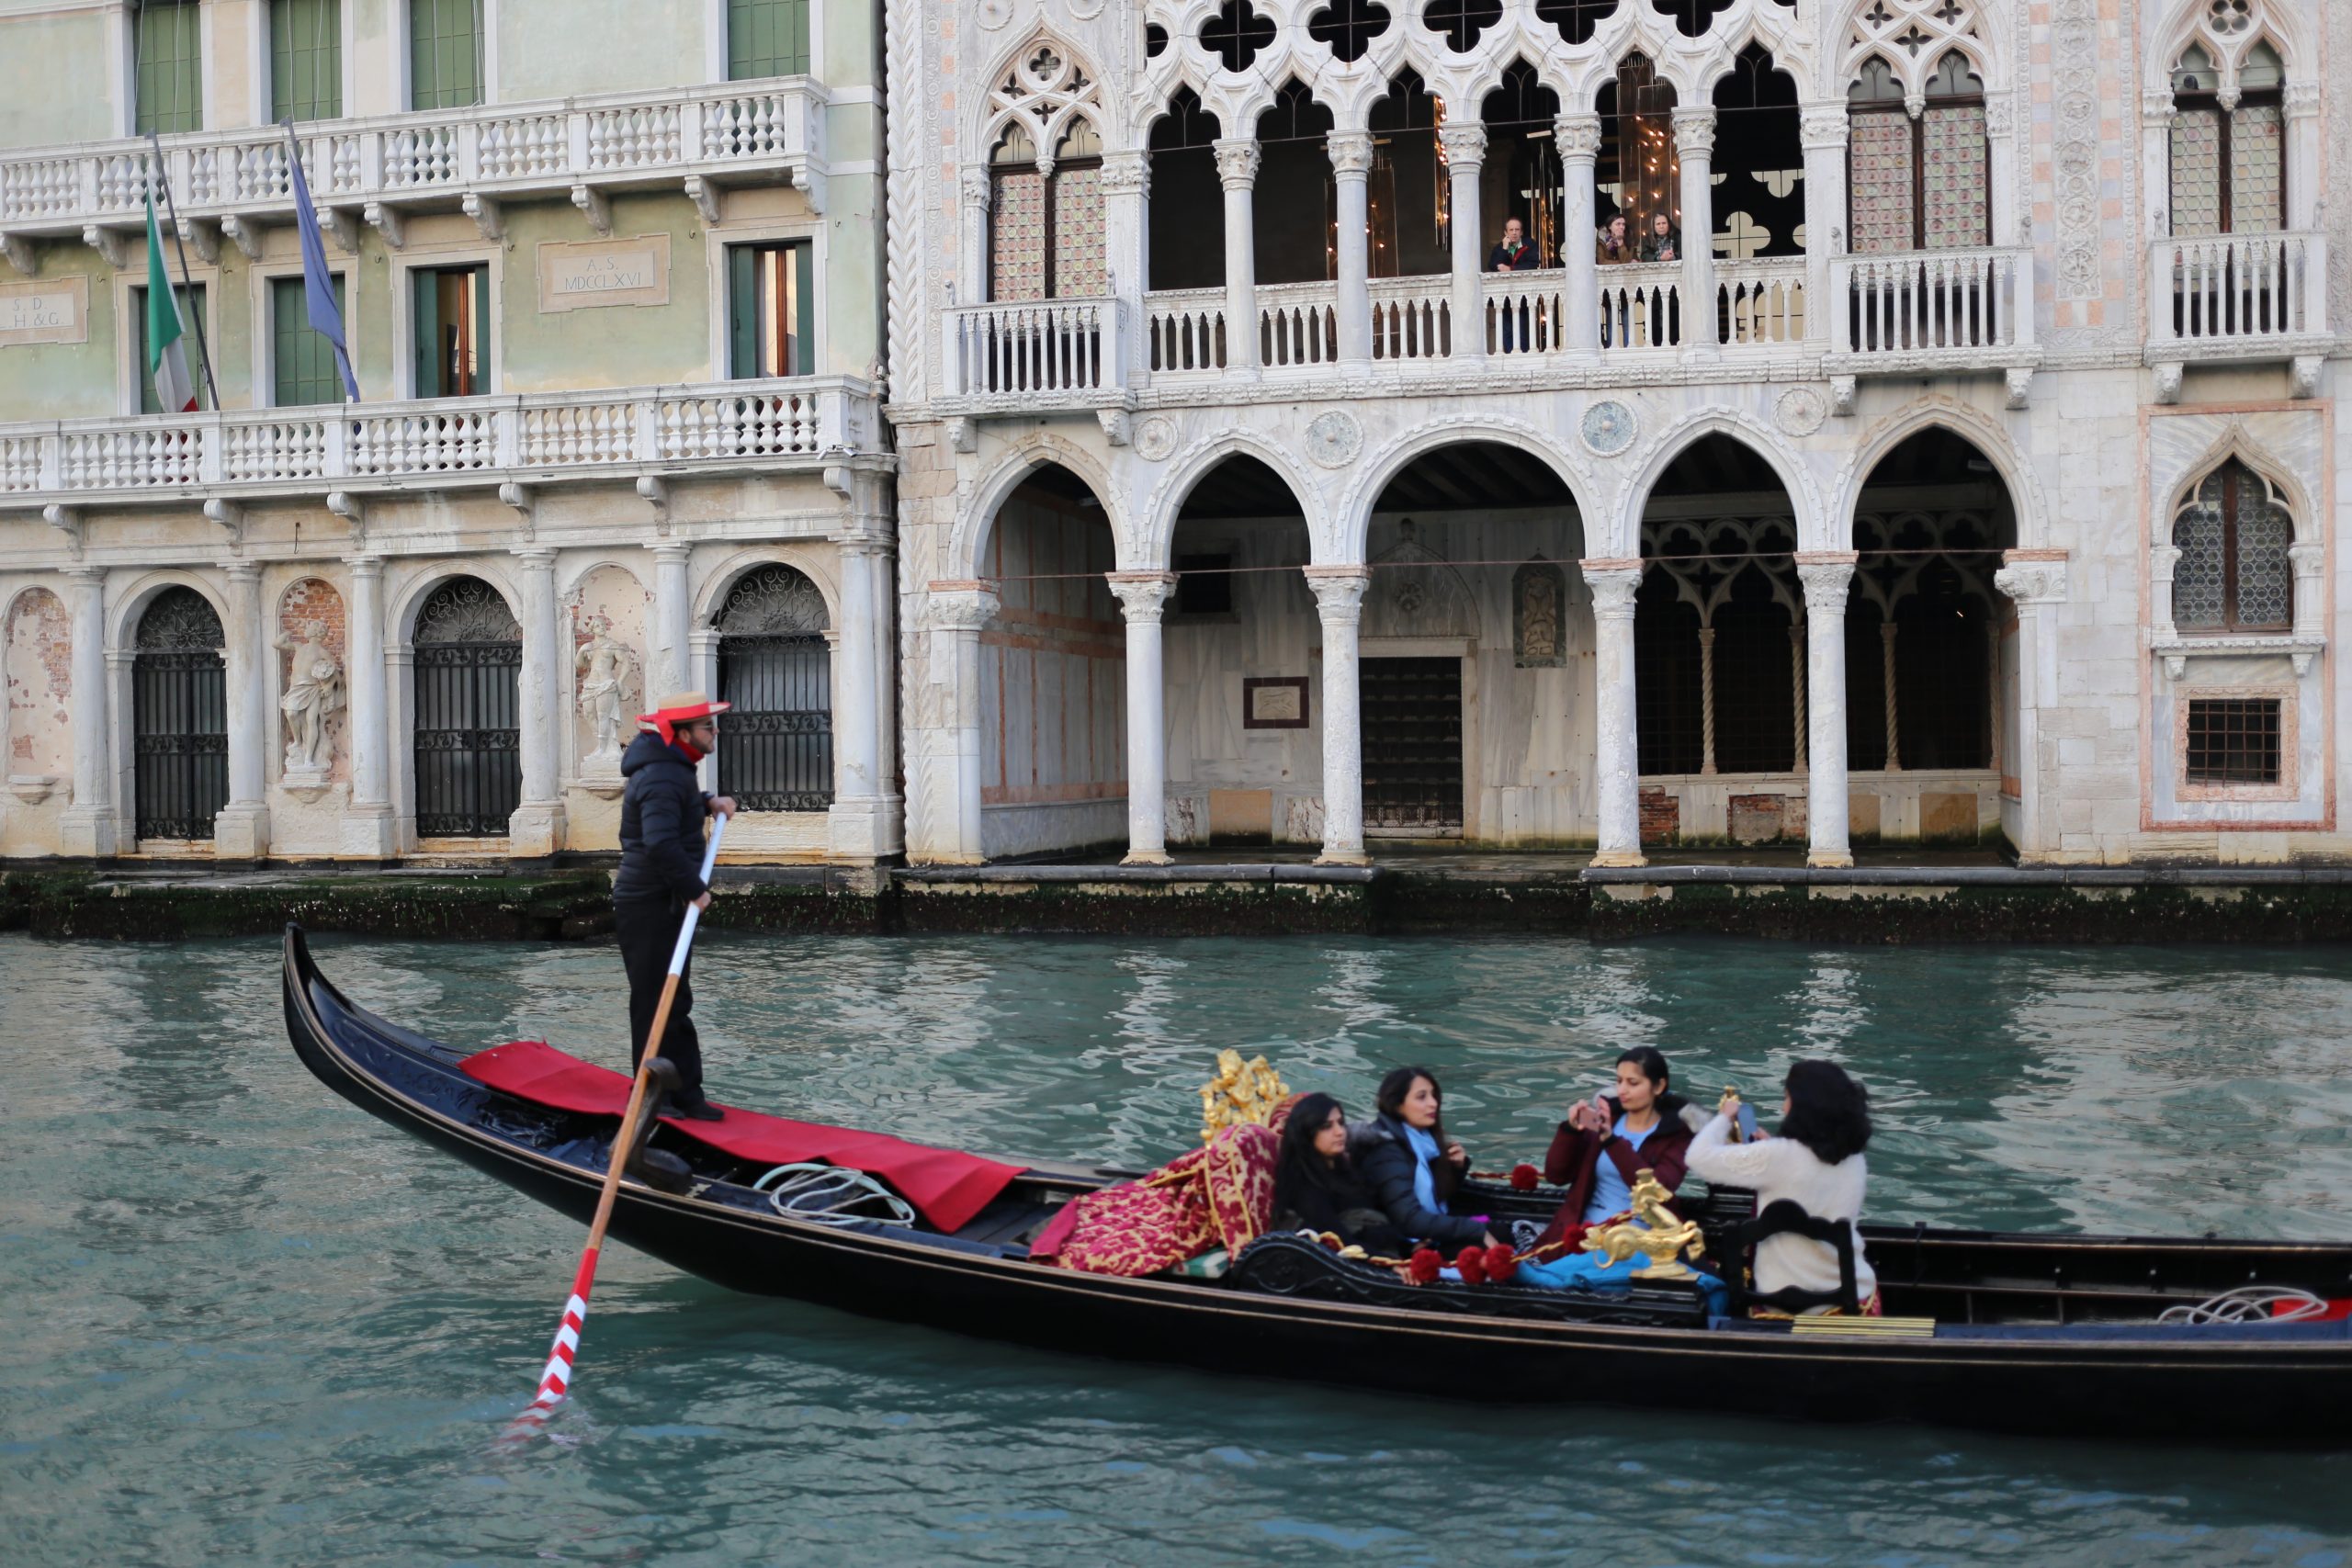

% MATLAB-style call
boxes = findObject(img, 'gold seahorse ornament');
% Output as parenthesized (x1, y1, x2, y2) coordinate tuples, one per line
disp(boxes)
(1578, 1168, 1708, 1280)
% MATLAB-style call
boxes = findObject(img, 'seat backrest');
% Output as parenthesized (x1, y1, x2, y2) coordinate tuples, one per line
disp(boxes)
(1724, 1197, 1861, 1317)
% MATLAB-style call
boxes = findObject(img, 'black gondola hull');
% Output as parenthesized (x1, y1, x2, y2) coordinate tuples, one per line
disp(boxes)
(281, 926, 2352, 1444)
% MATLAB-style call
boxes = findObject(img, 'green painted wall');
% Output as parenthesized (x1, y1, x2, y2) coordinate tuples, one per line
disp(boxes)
(497, 0, 708, 102)
(0, 252, 118, 423)
(0, 6, 117, 148)
(497, 194, 715, 391)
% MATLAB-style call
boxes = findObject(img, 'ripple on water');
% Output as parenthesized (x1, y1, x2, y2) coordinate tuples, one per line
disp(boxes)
(6, 931, 2352, 1565)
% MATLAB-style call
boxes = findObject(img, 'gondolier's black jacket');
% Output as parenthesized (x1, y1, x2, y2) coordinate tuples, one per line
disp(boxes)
(615, 730, 713, 905)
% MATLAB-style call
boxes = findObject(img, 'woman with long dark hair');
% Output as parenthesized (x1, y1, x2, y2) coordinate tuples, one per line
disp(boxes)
(1270, 1093, 1403, 1254)
(1530, 1045, 1704, 1252)
(1687, 1059, 1879, 1311)
(1350, 1066, 1495, 1251)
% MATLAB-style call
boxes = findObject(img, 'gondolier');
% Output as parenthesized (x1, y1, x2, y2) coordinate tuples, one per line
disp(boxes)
(616, 691, 737, 1120)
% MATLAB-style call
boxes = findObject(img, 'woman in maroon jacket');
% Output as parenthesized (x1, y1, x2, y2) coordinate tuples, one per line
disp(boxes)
(1530, 1046, 1704, 1254)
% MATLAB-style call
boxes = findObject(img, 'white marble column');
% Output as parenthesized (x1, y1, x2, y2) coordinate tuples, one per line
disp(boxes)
(508, 547, 566, 856)
(1107, 571, 1176, 864)
(915, 582, 999, 864)
(1102, 150, 1152, 382)
(1799, 106, 1847, 348)
(1582, 561, 1644, 867)
(957, 167, 990, 309)
(340, 554, 396, 858)
(2282, 81, 2320, 231)
(1994, 551, 2067, 863)
(1556, 113, 1602, 354)
(1440, 123, 1487, 363)
(1674, 108, 1717, 351)
(214, 560, 271, 859)
(1213, 138, 1261, 379)
(57, 565, 116, 858)
(827, 534, 896, 861)
(1306, 566, 1370, 865)
(1796, 552, 1857, 868)
(1329, 130, 1374, 371)
(645, 541, 693, 699)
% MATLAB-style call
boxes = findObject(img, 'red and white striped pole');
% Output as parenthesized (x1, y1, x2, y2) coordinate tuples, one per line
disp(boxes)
(501, 811, 729, 1443)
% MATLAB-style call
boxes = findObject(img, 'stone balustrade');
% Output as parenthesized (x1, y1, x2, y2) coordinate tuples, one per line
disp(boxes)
(2145, 231, 2329, 355)
(943, 299, 1124, 399)
(0, 376, 876, 506)
(1829, 244, 2036, 368)
(0, 77, 827, 245)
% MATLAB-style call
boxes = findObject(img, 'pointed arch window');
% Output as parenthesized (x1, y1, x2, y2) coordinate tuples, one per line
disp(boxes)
(989, 119, 1106, 301)
(2167, 40, 2284, 236)
(2173, 460, 2292, 633)
(1848, 51, 1988, 253)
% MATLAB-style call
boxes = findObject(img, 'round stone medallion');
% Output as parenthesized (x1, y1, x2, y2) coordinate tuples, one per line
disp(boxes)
(1305, 411, 1363, 468)
(1579, 400, 1636, 457)
(1133, 415, 1178, 462)
(1774, 386, 1829, 438)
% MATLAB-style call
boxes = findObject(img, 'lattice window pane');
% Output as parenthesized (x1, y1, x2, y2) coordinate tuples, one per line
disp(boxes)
(1051, 164, 1106, 296)
(1921, 105, 1988, 249)
(2169, 110, 2222, 236)
(2233, 475, 2292, 627)
(2185, 698, 2279, 785)
(1849, 113, 1915, 253)
(2230, 102, 2284, 232)
(989, 169, 1046, 302)
(2171, 475, 2227, 629)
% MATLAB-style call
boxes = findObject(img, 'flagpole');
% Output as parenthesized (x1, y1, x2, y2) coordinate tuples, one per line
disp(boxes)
(146, 132, 221, 413)
(280, 119, 359, 406)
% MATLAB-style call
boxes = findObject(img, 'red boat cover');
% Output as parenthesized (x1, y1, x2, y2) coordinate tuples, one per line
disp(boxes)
(458, 1041, 1023, 1233)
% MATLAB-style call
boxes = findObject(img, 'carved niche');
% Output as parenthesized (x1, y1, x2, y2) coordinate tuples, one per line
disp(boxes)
(1512, 558, 1568, 667)
(1363, 521, 1476, 641)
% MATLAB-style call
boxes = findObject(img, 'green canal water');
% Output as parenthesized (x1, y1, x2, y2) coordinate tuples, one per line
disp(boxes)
(6, 931, 2352, 1566)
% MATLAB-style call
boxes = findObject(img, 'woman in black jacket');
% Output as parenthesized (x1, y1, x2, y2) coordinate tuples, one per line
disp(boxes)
(1272, 1093, 1405, 1254)
(1348, 1066, 1495, 1252)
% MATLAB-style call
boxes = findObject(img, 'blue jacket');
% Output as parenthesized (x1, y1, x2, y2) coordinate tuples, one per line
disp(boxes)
(615, 730, 711, 905)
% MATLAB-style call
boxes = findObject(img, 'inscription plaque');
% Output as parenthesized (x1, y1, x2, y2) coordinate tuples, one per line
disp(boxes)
(0, 276, 88, 346)
(536, 235, 671, 312)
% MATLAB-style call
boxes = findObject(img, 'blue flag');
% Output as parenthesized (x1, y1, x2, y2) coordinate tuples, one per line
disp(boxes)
(281, 123, 358, 402)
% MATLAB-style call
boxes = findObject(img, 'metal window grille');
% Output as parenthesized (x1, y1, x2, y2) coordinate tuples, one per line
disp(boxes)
(132, 587, 227, 841)
(412, 578, 521, 837)
(2185, 697, 2280, 785)
(1360, 657, 1463, 832)
(2172, 461, 2292, 632)
(715, 566, 833, 812)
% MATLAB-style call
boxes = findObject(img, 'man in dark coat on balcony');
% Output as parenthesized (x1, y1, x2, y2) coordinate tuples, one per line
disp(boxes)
(615, 691, 737, 1120)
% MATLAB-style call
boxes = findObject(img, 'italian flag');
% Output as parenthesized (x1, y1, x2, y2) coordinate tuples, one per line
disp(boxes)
(143, 195, 196, 413)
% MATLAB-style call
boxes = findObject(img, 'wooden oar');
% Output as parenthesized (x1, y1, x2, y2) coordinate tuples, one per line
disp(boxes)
(501, 810, 730, 1441)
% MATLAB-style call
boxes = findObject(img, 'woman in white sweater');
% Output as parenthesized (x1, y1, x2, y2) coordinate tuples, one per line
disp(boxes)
(1686, 1061, 1879, 1313)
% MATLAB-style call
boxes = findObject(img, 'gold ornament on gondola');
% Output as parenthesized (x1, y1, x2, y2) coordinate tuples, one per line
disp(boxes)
(1198, 1049, 1290, 1144)
(1579, 1168, 1709, 1280)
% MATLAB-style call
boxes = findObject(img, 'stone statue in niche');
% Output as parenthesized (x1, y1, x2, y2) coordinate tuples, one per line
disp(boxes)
(275, 624, 345, 777)
(575, 632, 639, 771)
(1513, 558, 1568, 668)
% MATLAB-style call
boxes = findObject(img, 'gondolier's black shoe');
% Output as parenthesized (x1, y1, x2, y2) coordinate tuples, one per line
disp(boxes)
(665, 1095, 725, 1122)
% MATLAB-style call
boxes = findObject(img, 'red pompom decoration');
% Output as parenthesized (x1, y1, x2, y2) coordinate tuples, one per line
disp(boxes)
(1408, 1247, 1443, 1285)
(1509, 1163, 1540, 1192)
(1483, 1243, 1519, 1283)
(1454, 1245, 1488, 1286)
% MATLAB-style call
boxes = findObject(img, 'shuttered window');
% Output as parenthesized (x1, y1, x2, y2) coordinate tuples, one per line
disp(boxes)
(726, 243, 813, 378)
(729, 0, 809, 79)
(273, 275, 347, 406)
(132, 284, 207, 414)
(135, 0, 204, 135)
(410, 0, 483, 111)
(270, 0, 342, 122)
(410, 265, 488, 397)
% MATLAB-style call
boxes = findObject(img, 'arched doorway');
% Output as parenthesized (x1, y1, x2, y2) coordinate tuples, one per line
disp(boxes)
(412, 576, 521, 838)
(714, 564, 833, 813)
(131, 586, 227, 842)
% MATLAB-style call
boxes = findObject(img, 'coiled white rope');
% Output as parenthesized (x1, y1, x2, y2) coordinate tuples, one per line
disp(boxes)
(2155, 1285, 2330, 1325)
(752, 1162, 917, 1228)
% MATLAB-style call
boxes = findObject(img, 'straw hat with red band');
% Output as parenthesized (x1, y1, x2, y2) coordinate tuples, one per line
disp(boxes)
(638, 691, 731, 748)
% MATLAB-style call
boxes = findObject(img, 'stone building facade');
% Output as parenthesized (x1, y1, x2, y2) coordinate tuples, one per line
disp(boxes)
(0, 0, 898, 864)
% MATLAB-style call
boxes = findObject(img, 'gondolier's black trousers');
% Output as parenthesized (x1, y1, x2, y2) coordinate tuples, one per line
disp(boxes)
(615, 896, 703, 1101)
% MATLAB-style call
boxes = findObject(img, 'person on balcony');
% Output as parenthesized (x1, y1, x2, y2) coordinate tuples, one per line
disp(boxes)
(1596, 215, 1634, 347)
(1639, 212, 1682, 264)
(1487, 217, 1544, 352)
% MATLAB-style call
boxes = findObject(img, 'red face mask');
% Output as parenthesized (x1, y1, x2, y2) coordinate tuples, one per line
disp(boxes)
(662, 722, 708, 762)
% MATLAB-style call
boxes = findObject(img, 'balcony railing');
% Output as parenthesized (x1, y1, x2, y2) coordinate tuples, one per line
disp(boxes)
(1144, 288, 1227, 373)
(2147, 231, 2328, 352)
(1831, 246, 2034, 364)
(0, 377, 874, 504)
(944, 299, 1123, 398)
(1370, 275, 1451, 361)
(1598, 262, 1687, 351)
(0, 78, 826, 237)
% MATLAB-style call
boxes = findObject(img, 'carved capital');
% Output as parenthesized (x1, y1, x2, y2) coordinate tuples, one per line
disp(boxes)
(2142, 87, 2178, 127)
(1800, 107, 1849, 149)
(959, 166, 993, 209)
(1982, 92, 2014, 138)
(2149, 543, 2182, 583)
(1554, 115, 1603, 164)
(1304, 565, 1371, 624)
(1579, 560, 1643, 619)
(1793, 551, 1859, 614)
(1106, 570, 1177, 623)
(1437, 124, 1487, 168)
(925, 582, 1000, 633)
(1327, 130, 1375, 179)
(1671, 108, 1716, 157)
(2287, 541, 2325, 580)
(2282, 80, 2322, 119)
(1100, 152, 1151, 195)
(1996, 550, 2068, 606)
(341, 552, 385, 580)
(1213, 138, 1261, 189)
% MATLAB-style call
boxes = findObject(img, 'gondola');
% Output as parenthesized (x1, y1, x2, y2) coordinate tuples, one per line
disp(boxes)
(282, 924, 2352, 1444)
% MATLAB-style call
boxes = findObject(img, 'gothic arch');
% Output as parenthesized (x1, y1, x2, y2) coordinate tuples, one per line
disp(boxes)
(1830, 0, 2004, 104)
(2158, 423, 2319, 545)
(1340, 415, 1599, 565)
(2145, 0, 2312, 104)
(1140, 428, 1333, 570)
(693, 545, 843, 629)
(1618, 410, 1822, 557)
(949, 433, 1135, 582)
(1836, 397, 2048, 550)
(975, 30, 1112, 165)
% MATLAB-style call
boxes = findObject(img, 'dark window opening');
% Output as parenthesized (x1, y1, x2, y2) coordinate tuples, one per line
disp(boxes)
(1537, 0, 1618, 46)
(410, 265, 487, 398)
(1145, 21, 1168, 56)
(1711, 44, 1805, 261)
(1148, 90, 1226, 291)
(728, 242, 814, 377)
(716, 564, 834, 812)
(2186, 698, 2281, 785)
(1424, 0, 1502, 52)
(1202, 0, 1275, 73)
(1308, 0, 1390, 62)
(1652, 0, 1734, 37)
(1254, 82, 1337, 287)
(1174, 555, 1235, 616)
(1368, 72, 1448, 278)
(1481, 61, 1564, 268)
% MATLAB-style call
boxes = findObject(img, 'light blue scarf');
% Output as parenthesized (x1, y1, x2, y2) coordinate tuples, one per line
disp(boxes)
(1401, 1122, 1443, 1218)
